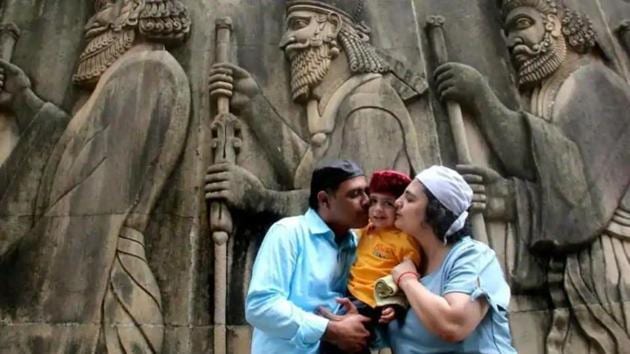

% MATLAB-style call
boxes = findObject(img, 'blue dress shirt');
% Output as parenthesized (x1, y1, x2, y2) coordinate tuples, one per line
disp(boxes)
(245, 209, 358, 354)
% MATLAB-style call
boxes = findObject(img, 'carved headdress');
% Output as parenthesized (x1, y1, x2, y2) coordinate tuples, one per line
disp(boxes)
(286, 0, 364, 24)
(501, 0, 559, 17)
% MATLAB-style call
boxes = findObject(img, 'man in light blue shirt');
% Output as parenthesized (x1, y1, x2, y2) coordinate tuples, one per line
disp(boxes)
(246, 160, 372, 353)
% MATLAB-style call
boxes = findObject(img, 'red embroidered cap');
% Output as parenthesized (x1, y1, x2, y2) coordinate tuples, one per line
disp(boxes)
(369, 170, 411, 198)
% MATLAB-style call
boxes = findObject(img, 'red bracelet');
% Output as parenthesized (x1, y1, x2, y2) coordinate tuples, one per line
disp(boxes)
(396, 271, 418, 287)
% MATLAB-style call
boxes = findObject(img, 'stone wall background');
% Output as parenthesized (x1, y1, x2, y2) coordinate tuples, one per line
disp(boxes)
(0, 0, 629, 353)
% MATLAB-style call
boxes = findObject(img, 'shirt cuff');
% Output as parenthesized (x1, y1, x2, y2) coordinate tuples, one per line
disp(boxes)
(291, 313, 329, 348)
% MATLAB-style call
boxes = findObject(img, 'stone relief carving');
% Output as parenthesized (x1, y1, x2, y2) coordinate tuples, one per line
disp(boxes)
(0, 22, 19, 167)
(205, 0, 433, 219)
(618, 19, 630, 56)
(0, 1, 627, 353)
(435, 0, 630, 352)
(0, 0, 191, 352)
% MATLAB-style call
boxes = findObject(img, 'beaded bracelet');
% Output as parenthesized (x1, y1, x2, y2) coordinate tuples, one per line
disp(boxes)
(396, 271, 419, 287)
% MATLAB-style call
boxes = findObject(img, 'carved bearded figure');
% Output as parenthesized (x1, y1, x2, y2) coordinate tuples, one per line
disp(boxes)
(0, 1, 191, 352)
(206, 0, 427, 217)
(435, 0, 630, 352)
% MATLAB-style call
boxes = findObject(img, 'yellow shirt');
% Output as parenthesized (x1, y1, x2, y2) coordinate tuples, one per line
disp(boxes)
(348, 225, 422, 307)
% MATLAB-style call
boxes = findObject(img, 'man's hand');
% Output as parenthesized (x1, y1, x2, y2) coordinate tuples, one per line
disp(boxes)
(318, 298, 370, 353)
(209, 63, 260, 115)
(456, 164, 515, 221)
(0, 59, 31, 110)
(204, 162, 268, 212)
(433, 62, 490, 112)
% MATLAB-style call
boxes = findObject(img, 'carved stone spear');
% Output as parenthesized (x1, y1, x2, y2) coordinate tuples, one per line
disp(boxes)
(426, 16, 489, 245)
(209, 17, 241, 354)
(0, 23, 19, 60)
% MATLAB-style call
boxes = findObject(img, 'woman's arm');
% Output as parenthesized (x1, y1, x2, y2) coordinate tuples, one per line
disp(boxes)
(392, 258, 489, 342)
(399, 276, 489, 342)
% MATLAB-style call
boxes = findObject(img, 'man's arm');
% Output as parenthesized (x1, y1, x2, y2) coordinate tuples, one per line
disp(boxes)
(245, 223, 329, 348)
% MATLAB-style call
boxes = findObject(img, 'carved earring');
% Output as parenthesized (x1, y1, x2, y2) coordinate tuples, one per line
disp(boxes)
(329, 39, 340, 58)
(545, 22, 554, 32)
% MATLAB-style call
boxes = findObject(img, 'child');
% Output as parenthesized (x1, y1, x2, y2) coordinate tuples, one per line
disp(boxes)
(322, 170, 422, 353)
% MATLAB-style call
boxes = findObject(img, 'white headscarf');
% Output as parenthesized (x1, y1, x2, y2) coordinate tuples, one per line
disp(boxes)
(415, 166, 473, 238)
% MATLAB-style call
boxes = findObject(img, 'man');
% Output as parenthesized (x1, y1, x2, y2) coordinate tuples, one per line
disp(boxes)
(205, 0, 426, 217)
(434, 0, 630, 352)
(0, 1, 191, 352)
(246, 159, 372, 353)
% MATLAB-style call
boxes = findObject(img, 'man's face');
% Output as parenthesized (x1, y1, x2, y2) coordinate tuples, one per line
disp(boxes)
(327, 176, 370, 230)
(504, 7, 547, 67)
(503, 6, 565, 87)
(74, 0, 136, 87)
(279, 9, 340, 102)
(84, 0, 122, 40)
(279, 10, 338, 58)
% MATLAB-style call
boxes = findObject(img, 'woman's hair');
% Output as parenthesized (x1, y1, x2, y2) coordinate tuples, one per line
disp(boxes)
(424, 189, 470, 245)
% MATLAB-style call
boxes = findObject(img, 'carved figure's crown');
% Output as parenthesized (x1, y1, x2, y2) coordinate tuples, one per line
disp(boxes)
(286, 0, 364, 23)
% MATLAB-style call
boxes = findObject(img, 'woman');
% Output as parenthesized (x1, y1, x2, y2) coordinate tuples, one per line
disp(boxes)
(388, 165, 517, 353)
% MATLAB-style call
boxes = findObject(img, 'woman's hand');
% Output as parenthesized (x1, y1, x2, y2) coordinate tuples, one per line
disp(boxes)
(392, 258, 418, 287)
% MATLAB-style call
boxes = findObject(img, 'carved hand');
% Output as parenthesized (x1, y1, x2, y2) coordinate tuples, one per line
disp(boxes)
(456, 164, 515, 222)
(204, 162, 268, 212)
(209, 63, 260, 115)
(433, 62, 489, 112)
(0, 59, 32, 111)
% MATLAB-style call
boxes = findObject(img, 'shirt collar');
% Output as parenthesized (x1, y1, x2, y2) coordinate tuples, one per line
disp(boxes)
(304, 208, 357, 250)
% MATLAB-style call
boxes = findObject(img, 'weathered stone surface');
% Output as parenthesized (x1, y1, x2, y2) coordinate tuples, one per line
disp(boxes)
(0, 0, 628, 353)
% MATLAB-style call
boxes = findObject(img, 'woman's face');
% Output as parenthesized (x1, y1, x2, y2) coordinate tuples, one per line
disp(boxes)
(394, 180, 429, 237)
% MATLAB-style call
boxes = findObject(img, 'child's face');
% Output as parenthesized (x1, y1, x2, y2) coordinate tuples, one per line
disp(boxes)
(368, 192, 397, 229)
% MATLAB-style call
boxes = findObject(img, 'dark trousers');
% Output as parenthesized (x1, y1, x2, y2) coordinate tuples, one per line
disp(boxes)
(319, 297, 405, 354)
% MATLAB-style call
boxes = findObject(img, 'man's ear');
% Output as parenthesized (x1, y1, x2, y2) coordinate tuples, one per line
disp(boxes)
(327, 12, 342, 38)
(317, 190, 330, 209)
(547, 14, 562, 37)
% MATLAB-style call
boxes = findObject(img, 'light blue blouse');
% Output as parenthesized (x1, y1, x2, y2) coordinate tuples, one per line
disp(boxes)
(389, 237, 517, 354)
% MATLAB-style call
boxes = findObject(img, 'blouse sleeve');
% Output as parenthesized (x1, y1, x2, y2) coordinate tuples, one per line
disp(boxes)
(442, 241, 511, 312)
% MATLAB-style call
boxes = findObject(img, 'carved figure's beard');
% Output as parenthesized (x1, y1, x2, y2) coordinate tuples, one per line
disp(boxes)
(512, 31, 567, 87)
(73, 28, 135, 88)
(286, 41, 333, 103)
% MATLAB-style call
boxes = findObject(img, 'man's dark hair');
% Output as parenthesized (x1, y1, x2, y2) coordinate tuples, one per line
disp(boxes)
(308, 159, 364, 210)
(424, 189, 470, 245)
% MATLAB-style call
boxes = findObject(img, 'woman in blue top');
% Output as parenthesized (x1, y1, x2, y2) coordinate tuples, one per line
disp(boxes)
(388, 165, 517, 354)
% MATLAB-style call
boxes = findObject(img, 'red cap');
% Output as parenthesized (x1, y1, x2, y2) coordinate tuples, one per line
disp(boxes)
(369, 170, 411, 197)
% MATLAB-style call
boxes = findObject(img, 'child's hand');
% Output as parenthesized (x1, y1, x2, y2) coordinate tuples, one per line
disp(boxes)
(379, 306, 396, 324)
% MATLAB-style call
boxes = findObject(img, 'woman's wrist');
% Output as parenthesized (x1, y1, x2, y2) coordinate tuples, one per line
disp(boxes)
(396, 271, 418, 288)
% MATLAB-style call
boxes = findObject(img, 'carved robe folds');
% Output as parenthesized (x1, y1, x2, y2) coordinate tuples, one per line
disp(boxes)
(511, 59, 630, 353)
(294, 73, 426, 188)
(0, 48, 190, 353)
